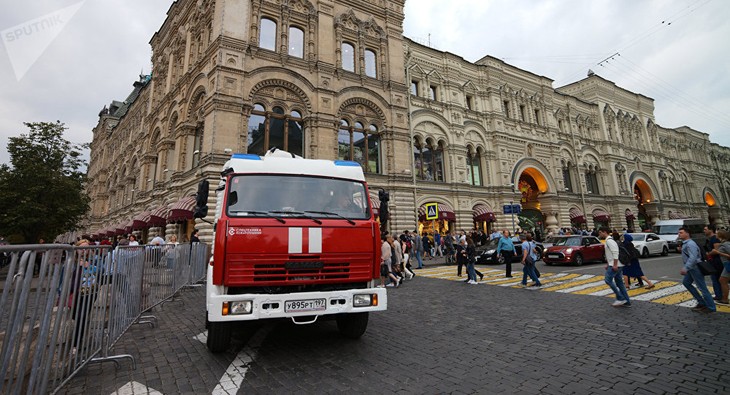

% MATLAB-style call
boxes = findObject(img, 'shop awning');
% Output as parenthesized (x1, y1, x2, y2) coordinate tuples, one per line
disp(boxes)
(625, 209, 636, 220)
(123, 220, 134, 233)
(593, 210, 611, 222)
(369, 196, 380, 217)
(167, 195, 197, 223)
(114, 222, 128, 235)
(146, 206, 170, 227)
(569, 207, 586, 224)
(131, 211, 151, 230)
(472, 204, 496, 223)
(418, 202, 456, 221)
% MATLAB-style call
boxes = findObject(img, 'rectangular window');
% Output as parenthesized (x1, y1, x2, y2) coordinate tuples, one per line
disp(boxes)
(429, 85, 437, 101)
(558, 119, 563, 132)
(503, 101, 511, 118)
(411, 81, 419, 96)
(466, 95, 473, 110)
(519, 105, 526, 122)
(534, 109, 540, 125)
(585, 174, 592, 194)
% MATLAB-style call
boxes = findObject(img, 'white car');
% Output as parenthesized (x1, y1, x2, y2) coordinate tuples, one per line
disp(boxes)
(628, 233, 669, 258)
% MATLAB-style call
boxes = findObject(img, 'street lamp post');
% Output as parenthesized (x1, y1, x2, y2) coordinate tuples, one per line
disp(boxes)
(510, 200, 516, 234)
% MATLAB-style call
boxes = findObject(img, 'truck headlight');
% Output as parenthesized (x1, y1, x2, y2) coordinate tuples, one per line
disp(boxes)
(353, 294, 375, 307)
(227, 300, 253, 315)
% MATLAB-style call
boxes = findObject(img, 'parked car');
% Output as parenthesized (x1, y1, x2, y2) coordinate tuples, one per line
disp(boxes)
(476, 238, 544, 265)
(543, 236, 604, 266)
(627, 233, 669, 257)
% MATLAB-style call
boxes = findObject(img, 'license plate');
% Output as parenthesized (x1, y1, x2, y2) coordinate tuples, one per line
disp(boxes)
(285, 299, 326, 313)
(548, 254, 560, 259)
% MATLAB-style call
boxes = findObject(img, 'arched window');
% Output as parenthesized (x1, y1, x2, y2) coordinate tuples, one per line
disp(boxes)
(414, 138, 444, 182)
(288, 26, 304, 58)
(341, 42, 355, 72)
(466, 148, 482, 186)
(338, 120, 380, 173)
(585, 167, 600, 194)
(247, 104, 304, 156)
(364, 49, 377, 78)
(562, 161, 573, 192)
(260, 18, 277, 51)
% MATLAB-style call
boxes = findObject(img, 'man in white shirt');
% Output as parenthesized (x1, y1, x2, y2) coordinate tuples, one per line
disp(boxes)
(598, 227, 631, 307)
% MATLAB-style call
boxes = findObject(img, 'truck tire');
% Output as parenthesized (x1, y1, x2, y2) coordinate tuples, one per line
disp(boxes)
(207, 321, 232, 353)
(336, 312, 369, 339)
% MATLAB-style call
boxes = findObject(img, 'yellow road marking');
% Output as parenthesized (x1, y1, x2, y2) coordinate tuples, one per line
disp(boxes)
(652, 291, 695, 305)
(541, 275, 601, 290)
(622, 281, 677, 297)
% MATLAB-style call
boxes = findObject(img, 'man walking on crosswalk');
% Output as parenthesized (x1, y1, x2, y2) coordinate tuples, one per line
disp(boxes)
(598, 227, 631, 307)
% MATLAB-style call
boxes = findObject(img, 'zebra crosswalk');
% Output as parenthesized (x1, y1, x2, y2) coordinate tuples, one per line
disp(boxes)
(416, 265, 730, 313)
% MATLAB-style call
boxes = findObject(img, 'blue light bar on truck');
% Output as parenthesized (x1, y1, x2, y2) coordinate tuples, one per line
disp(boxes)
(334, 160, 360, 167)
(231, 153, 261, 160)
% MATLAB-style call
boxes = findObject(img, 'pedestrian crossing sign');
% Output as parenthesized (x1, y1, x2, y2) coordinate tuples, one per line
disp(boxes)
(425, 203, 438, 220)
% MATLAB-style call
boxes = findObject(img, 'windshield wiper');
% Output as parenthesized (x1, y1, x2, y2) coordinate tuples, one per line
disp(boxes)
(229, 210, 285, 223)
(269, 210, 322, 225)
(304, 211, 356, 226)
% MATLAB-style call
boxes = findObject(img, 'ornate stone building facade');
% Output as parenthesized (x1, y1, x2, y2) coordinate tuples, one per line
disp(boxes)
(86, 0, 730, 241)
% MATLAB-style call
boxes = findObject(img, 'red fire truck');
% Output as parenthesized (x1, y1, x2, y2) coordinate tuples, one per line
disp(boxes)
(200, 149, 387, 352)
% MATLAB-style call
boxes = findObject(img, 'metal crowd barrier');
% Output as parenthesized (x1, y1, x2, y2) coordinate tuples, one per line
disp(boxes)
(0, 242, 210, 394)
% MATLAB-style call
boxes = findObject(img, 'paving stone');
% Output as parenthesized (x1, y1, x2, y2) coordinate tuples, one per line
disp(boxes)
(56, 274, 730, 394)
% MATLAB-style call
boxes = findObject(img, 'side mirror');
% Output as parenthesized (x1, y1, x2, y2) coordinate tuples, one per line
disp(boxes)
(193, 179, 209, 218)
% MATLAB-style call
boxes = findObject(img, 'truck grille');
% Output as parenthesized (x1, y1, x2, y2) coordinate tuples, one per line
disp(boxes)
(224, 258, 373, 285)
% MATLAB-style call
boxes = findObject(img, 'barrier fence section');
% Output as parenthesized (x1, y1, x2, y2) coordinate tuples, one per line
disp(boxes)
(0, 242, 209, 394)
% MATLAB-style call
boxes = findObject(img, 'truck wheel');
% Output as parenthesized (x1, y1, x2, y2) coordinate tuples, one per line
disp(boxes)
(336, 312, 369, 339)
(207, 321, 232, 353)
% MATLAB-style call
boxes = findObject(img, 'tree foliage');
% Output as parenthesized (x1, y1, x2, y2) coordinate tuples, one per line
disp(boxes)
(0, 121, 89, 243)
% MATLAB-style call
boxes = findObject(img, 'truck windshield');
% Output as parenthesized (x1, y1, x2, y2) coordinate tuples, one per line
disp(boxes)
(653, 225, 680, 235)
(226, 175, 370, 220)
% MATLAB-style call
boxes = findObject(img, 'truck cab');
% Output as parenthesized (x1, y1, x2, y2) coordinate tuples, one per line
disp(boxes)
(204, 149, 387, 352)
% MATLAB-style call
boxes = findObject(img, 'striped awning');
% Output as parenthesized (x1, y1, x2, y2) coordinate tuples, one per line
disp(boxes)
(123, 220, 134, 233)
(146, 205, 170, 227)
(593, 210, 611, 222)
(168, 195, 197, 223)
(472, 204, 496, 223)
(131, 211, 151, 230)
(369, 196, 380, 217)
(114, 222, 128, 235)
(569, 207, 586, 224)
(418, 202, 456, 221)
(625, 209, 636, 220)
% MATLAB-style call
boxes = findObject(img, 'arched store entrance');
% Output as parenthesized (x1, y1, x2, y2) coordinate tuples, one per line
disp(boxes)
(417, 202, 456, 236)
(517, 167, 549, 237)
(704, 188, 721, 225)
(634, 179, 654, 231)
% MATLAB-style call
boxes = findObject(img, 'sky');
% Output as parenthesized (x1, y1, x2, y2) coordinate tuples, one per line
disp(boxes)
(1, 0, 729, 166)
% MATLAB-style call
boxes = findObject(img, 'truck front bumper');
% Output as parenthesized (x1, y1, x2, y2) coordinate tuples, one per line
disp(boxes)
(207, 287, 388, 322)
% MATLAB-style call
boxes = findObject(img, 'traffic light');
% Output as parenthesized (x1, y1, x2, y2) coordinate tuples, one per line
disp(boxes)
(193, 179, 209, 218)
(378, 189, 389, 224)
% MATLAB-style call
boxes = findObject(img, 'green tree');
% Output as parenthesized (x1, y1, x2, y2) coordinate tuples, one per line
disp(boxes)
(0, 121, 89, 243)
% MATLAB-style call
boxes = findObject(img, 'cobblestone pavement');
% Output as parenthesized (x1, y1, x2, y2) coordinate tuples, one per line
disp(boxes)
(61, 264, 730, 394)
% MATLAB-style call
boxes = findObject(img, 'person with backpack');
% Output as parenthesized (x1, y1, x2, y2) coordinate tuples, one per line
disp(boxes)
(598, 227, 631, 307)
(621, 233, 654, 290)
(679, 226, 715, 313)
(519, 233, 541, 288)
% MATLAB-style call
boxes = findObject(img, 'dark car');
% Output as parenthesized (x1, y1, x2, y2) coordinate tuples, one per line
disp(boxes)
(476, 238, 544, 265)
(543, 236, 604, 266)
